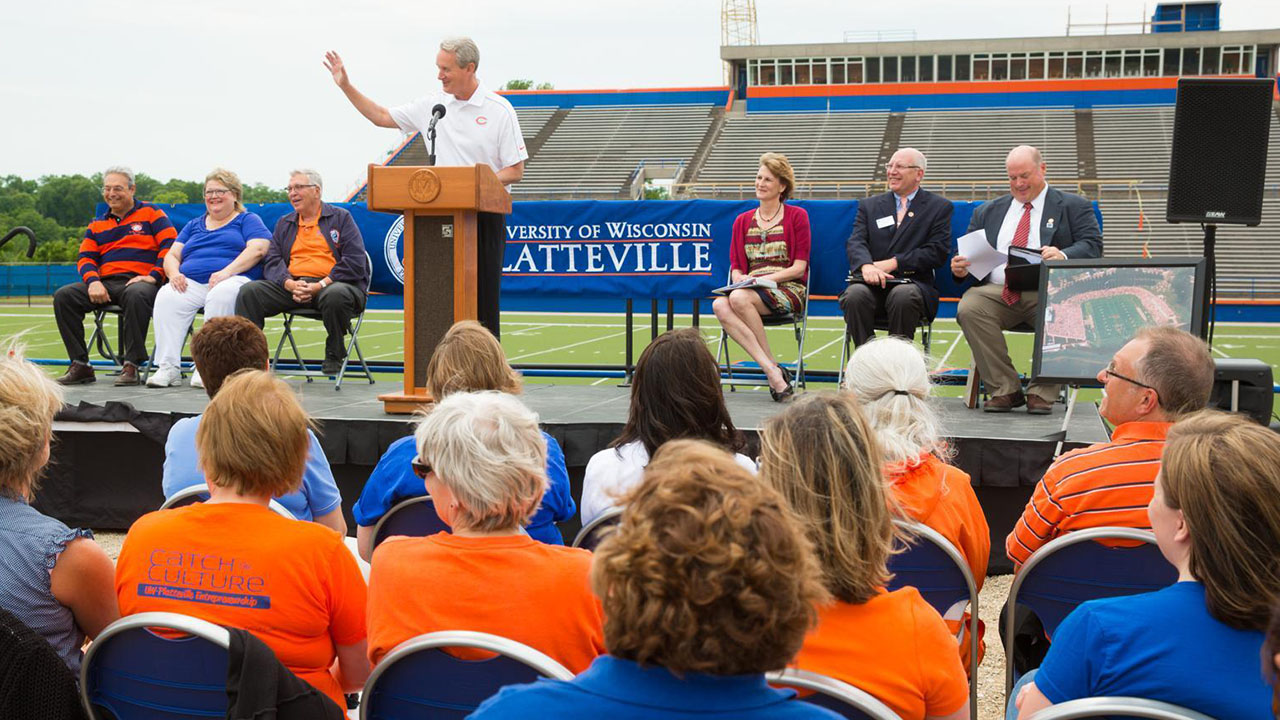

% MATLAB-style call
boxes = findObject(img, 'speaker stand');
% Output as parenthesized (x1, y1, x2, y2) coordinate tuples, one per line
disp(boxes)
(1201, 224, 1217, 343)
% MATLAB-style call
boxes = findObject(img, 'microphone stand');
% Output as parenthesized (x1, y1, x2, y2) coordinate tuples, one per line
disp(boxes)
(426, 122, 438, 167)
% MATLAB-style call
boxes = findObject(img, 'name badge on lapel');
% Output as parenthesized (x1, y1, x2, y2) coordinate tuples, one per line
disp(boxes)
(876, 216, 895, 229)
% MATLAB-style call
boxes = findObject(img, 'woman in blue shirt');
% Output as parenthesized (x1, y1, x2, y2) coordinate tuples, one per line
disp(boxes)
(1013, 410, 1280, 720)
(147, 168, 269, 388)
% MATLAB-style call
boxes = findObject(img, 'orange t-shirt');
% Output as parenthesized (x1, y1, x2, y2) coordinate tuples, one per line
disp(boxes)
(888, 453, 990, 672)
(367, 533, 605, 671)
(793, 588, 969, 720)
(288, 218, 336, 279)
(115, 503, 367, 708)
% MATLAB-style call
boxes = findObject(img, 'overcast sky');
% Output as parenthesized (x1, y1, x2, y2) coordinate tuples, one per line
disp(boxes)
(3, 0, 1278, 199)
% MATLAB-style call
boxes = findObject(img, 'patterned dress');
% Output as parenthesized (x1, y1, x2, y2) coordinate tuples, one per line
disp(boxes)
(741, 216, 807, 315)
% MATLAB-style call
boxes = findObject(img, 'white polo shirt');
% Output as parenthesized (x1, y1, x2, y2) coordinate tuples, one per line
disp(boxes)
(389, 81, 528, 172)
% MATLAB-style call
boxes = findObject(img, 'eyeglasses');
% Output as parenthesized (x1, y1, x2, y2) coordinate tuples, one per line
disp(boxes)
(101, 185, 129, 193)
(411, 458, 432, 479)
(885, 163, 921, 172)
(286, 183, 318, 193)
(1102, 362, 1161, 402)
(204, 189, 232, 198)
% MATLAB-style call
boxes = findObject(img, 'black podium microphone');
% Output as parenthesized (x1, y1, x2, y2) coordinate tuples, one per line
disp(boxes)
(426, 104, 446, 166)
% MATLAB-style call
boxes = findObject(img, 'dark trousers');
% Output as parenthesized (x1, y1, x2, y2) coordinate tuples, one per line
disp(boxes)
(478, 211, 504, 339)
(235, 279, 366, 361)
(838, 282, 926, 346)
(53, 275, 158, 365)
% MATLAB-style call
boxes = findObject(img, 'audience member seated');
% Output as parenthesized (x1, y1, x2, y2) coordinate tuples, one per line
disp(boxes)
(0, 342, 118, 673)
(235, 169, 370, 376)
(116, 370, 369, 707)
(580, 328, 751, 526)
(53, 165, 176, 386)
(844, 336, 989, 672)
(470, 439, 840, 719)
(353, 321, 573, 559)
(147, 168, 270, 388)
(365, 391, 604, 671)
(1267, 602, 1280, 719)
(1012, 410, 1280, 720)
(761, 393, 970, 720)
(161, 316, 345, 533)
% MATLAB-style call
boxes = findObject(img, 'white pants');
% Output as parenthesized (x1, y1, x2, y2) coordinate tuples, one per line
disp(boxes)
(152, 275, 251, 369)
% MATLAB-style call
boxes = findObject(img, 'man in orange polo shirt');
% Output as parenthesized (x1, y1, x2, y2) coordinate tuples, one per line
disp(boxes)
(235, 170, 370, 375)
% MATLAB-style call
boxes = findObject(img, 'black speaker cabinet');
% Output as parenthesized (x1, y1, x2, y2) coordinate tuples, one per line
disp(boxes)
(1209, 358, 1274, 426)
(1167, 78, 1273, 226)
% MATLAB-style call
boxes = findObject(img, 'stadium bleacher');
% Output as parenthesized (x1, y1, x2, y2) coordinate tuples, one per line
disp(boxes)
(897, 107, 1080, 188)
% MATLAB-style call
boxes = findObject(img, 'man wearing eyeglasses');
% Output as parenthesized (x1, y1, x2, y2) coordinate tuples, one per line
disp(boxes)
(839, 148, 952, 348)
(53, 166, 177, 386)
(234, 169, 370, 376)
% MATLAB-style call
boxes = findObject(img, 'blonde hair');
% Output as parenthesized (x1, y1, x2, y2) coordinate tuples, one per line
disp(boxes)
(415, 391, 547, 533)
(843, 336, 950, 466)
(1161, 410, 1280, 631)
(759, 152, 797, 201)
(0, 340, 64, 497)
(759, 393, 896, 603)
(196, 370, 311, 497)
(425, 320, 522, 401)
(205, 167, 246, 213)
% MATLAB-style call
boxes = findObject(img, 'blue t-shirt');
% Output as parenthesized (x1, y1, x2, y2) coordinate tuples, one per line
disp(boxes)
(174, 212, 269, 283)
(470, 655, 843, 719)
(352, 432, 574, 545)
(162, 415, 342, 522)
(1036, 581, 1271, 719)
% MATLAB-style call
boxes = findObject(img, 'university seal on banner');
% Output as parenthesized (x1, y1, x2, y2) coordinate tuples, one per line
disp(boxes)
(407, 169, 441, 204)
(384, 216, 405, 285)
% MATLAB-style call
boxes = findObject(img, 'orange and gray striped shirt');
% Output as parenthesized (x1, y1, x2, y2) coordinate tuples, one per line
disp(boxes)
(77, 201, 176, 283)
(1006, 421, 1171, 567)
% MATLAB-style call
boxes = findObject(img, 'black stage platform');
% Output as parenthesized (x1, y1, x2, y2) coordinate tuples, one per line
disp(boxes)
(44, 381, 1109, 574)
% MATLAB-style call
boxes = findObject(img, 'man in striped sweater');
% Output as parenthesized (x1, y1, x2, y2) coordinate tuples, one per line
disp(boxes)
(53, 167, 176, 386)
(1006, 325, 1215, 566)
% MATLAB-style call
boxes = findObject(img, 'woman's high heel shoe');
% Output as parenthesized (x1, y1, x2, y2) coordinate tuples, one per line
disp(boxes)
(770, 365, 795, 403)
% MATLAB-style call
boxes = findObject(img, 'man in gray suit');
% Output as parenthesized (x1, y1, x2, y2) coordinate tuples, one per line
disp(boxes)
(952, 145, 1102, 413)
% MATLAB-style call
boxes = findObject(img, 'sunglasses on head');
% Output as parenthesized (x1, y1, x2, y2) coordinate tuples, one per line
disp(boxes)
(411, 459, 432, 479)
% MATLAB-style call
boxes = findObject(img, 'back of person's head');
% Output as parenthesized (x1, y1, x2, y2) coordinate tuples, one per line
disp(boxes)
(614, 328, 743, 457)
(415, 391, 547, 533)
(760, 393, 894, 604)
(190, 316, 269, 398)
(1267, 601, 1280, 709)
(196, 370, 310, 497)
(1134, 326, 1214, 418)
(592, 439, 828, 675)
(1162, 409, 1280, 630)
(0, 341, 64, 498)
(425, 320, 522, 401)
(843, 336, 949, 466)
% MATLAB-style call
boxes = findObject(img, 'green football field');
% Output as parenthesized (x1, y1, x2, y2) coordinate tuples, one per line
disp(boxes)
(2, 300, 1277, 417)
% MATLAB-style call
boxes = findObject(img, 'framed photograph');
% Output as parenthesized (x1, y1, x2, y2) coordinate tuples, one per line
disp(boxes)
(1031, 258, 1206, 386)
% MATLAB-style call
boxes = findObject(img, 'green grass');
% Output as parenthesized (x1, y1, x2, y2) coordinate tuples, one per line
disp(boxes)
(2, 299, 1277, 417)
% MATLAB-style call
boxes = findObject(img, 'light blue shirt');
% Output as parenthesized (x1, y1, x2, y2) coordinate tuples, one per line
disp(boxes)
(162, 415, 342, 522)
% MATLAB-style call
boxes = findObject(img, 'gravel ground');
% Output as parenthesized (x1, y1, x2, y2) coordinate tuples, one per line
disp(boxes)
(93, 529, 1015, 719)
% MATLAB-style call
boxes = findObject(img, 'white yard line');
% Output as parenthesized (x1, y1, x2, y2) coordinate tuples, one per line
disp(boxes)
(507, 328, 640, 362)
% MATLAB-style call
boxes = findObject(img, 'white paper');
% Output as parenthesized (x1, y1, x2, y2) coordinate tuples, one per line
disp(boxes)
(957, 229, 1006, 282)
(875, 215, 895, 229)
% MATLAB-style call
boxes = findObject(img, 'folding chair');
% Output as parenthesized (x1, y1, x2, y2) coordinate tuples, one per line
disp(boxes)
(886, 519, 978, 719)
(159, 482, 297, 520)
(81, 612, 231, 720)
(272, 251, 375, 390)
(1004, 527, 1178, 694)
(359, 630, 575, 720)
(836, 313, 933, 387)
(716, 269, 812, 390)
(766, 669, 900, 720)
(1026, 697, 1214, 720)
(371, 496, 450, 551)
(87, 304, 154, 382)
(571, 507, 623, 550)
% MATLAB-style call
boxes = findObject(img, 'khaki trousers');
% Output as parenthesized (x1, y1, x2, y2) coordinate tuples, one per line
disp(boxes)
(955, 283, 1060, 402)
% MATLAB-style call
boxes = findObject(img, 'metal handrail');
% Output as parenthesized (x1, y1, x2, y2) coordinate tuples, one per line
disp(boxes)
(0, 227, 37, 258)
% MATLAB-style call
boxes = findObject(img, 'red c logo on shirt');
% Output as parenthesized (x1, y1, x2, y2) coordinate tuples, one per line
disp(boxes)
(475, 116, 488, 126)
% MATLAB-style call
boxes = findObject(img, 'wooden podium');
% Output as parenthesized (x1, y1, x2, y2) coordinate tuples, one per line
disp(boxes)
(367, 164, 512, 414)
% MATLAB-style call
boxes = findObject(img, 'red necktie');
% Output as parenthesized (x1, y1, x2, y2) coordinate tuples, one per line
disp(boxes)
(1002, 202, 1033, 306)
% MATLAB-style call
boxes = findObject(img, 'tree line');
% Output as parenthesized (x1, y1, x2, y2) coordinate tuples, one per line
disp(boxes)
(0, 173, 287, 263)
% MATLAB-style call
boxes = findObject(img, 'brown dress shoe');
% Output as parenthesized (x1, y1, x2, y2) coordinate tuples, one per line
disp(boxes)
(55, 363, 95, 385)
(114, 362, 140, 386)
(1026, 394, 1053, 415)
(983, 391, 1026, 413)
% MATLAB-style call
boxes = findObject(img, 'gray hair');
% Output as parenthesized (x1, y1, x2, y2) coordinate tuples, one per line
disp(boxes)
(1133, 326, 1215, 419)
(103, 166, 135, 188)
(842, 337, 950, 466)
(414, 391, 546, 532)
(289, 168, 323, 191)
(440, 36, 480, 69)
(897, 147, 927, 173)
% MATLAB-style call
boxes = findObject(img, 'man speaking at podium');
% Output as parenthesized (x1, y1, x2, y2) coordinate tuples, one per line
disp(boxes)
(326, 37, 527, 338)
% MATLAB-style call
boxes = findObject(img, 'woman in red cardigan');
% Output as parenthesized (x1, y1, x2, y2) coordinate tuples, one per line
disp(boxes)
(712, 152, 811, 402)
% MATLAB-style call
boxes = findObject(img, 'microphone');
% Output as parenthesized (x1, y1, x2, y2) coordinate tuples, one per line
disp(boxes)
(426, 104, 446, 166)
(428, 103, 446, 131)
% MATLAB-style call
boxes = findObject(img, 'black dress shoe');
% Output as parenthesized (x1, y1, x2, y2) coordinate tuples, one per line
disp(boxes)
(322, 358, 343, 376)
(56, 363, 95, 385)
(770, 366, 796, 403)
(114, 362, 139, 386)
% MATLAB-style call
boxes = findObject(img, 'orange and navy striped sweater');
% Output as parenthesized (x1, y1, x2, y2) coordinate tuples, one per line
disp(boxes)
(77, 202, 176, 283)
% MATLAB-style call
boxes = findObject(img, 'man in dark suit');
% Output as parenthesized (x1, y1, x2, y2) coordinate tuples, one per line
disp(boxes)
(952, 145, 1103, 413)
(839, 148, 952, 347)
